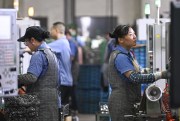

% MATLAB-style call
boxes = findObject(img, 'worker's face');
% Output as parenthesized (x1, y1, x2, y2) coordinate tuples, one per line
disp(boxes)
(24, 38, 36, 51)
(24, 39, 30, 46)
(66, 33, 72, 40)
(123, 27, 136, 49)
(50, 27, 58, 40)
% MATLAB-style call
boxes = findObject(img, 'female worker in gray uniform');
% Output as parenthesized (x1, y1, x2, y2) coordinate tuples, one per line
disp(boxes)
(108, 25, 168, 121)
(17, 26, 60, 121)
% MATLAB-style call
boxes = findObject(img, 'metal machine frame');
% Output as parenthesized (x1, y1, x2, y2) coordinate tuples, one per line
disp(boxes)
(0, 9, 18, 98)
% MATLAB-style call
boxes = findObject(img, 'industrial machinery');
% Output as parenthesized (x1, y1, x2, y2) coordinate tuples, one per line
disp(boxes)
(124, 17, 171, 120)
(170, 0, 180, 108)
(16, 17, 40, 74)
(0, 9, 18, 98)
(146, 18, 170, 90)
(144, 20, 176, 121)
(0, 9, 18, 116)
(134, 0, 179, 119)
(0, 9, 42, 120)
(137, 84, 165, 120)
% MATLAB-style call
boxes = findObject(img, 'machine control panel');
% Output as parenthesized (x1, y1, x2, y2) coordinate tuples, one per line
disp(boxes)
(0, 9, 18, 97)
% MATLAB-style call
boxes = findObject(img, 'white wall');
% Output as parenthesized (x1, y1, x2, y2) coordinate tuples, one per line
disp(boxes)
(140, 0, 171, 18)
(0, 0, 13, 8)
(0, 1, 3, 7)
(14, 0, 171, 30)
(76, 0, 141, 25)
(19, 0, 64, 30)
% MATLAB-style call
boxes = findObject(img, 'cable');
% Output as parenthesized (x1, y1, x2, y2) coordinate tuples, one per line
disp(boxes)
(162, 83, 175, 121)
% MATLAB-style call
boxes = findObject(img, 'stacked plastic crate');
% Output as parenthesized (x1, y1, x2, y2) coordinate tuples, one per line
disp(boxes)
(76, 65, 102, 114)
(100, 91, 109, 102)
(132, 40, 147, 95)
(132, 40, 146, 68)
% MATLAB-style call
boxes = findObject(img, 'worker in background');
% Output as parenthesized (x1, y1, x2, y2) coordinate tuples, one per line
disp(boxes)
(69, 28, 85, 64)
(101, 33, 115, 93)
(65, 30, 79, 121)
(48, 22, 73, 121)
(108, 25, 168, 121)
(17, 26, 60, 121)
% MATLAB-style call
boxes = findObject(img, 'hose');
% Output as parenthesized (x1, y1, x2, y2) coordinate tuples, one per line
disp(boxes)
(162, 83, 175, 121)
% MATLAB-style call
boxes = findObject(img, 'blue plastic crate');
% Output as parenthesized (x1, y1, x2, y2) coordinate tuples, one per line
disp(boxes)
(77, 80, 101, 90)
(133, 49, 140, 53)
(76, 89, 102, 103)
(136, 40, 146, 44)
(140, 40, 146, 44)
(77, 101, 99, 114)
(136, 40, 141, 44)
(78, 65, 101, 79)
(78, 65, 101, 89)
(140, 49, 146, 52)
(139, 57, 146, 61)
(100, 91, 109, 102)
(139, 53, 145, 57)
(134, 52, 140, 56)
(140, 64, 146, 68)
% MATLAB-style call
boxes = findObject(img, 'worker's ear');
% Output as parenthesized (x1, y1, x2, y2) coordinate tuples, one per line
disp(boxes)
(118, 38, 123, 44)
(55, 27, 60, 33)
(30, 37, 36, 45)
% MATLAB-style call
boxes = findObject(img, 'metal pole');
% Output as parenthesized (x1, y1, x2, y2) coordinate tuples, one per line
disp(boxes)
(109, 0, 113, 30)
(157, 6, 160, 25)
(64, 0, 75, 25)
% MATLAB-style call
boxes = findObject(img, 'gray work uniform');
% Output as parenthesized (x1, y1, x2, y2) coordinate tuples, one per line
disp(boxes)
(108, 50, 141, 121)
(26, 48, 59, 121)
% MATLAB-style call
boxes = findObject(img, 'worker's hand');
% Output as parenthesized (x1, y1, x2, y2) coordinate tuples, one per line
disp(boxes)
(161, 70, 169, 79)
(141, 68, 150, 74)
(24, 47, 32, 55)
(18, 86, 26, 95)
(166, 63, 170, 70)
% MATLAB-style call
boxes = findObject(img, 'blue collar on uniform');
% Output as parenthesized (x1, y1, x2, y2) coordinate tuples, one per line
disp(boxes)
(57, 35, 67, 41)
(114, 45, 129, 55)
(114, 45, 135, 59)
(37, 42, 50, 51)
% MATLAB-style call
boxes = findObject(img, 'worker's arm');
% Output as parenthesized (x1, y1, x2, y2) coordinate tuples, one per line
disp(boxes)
(124, 70, 166, 83)
(18, 72, 38, 85)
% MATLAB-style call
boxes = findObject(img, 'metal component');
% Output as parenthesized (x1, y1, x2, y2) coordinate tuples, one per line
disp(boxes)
(61, 104, 70, 121)
(146, 20, 170, 90)
(145, 84, 162, 102)
(0, 9, 18, 97)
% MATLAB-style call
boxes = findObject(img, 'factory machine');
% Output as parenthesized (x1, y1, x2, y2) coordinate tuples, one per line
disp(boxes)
(16, 17, 40, 74)
(126, 18, 171, 121)
(142, 19, 173, 121)
(134, 4, 179, 120)
(136, 15, 179, 121)
(0, 9, 18, 107)
(0, 8, 40, 110)
(146, 19, 170, 91)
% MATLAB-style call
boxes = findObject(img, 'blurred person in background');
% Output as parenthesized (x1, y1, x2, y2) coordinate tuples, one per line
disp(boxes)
(65, 30, 79, 121)
(48, 22, 73, 120)
(69, 28, 85, 64)
(101, 33, 115, 93)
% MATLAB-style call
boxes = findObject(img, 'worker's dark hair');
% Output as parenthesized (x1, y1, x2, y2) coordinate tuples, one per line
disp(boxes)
(52, 21, 65, 34)
(65, 29, 72, 36)
(53, 21, 65, 26)
(109, 25, 130, 45)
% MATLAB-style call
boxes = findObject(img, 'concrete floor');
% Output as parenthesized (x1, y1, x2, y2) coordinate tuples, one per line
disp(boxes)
(78, 114, 95, 121)
(65, 114, 95, 121)
(77, 113, 111, 121)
